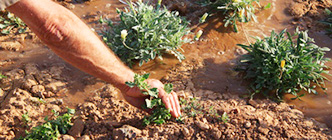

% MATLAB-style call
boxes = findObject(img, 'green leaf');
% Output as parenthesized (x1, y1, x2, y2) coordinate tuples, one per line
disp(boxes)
(264, 3, 271, 9)
(149, 88, 159, 98)
(221, 112, 229, 123)
(164, 83, 173, 94)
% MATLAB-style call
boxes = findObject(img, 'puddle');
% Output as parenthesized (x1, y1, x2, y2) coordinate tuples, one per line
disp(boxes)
(1, 0, 332, 128)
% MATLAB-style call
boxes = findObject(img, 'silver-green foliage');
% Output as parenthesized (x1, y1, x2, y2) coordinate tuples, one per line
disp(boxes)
(238, 29, 330, 100)
(101, 0, 190, 67)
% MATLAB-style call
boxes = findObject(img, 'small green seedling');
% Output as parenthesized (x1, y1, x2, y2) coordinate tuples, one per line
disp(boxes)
(180, 97, 203, 118)
(126, 73, 172, 125)
(19, 108, 75, 140)
(0, 74, 6, 79)
(221, 112, 229, 123)
(101, 0, 191, 67)
(237, 29, 330, 100)
(22, 112, 31, 125)
(0, 11, 26, 35)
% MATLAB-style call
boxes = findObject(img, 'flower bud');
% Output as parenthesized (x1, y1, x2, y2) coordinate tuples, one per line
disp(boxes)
(200, 13, 208, 23)
(121, 30, 128, 41)
(238, 9, 245, 18)
(195, 30, 203, 40)
(280, 60, 285, 68)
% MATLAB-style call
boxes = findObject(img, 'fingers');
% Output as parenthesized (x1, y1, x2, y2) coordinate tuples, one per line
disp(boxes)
(159, 89, 176, 117)
(159, 89, 182, 118)
(144, 79, 182, 118)
(172, 91, 181, 116)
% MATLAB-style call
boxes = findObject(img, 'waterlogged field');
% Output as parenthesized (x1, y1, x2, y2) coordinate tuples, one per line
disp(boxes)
(1, 0, 332, 139)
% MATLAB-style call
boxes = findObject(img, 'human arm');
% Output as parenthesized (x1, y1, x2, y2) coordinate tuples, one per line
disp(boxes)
(6, 0, 180, 117)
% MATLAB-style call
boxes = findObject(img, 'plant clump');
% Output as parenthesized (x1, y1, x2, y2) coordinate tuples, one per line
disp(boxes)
(237, 29, 330, 100)
(199, 0, 270, 32)
(125, 73, 172, 125)
(101, 0, 191, 67)
(0, 11, 27, 35)
(19, 108, 75, 140)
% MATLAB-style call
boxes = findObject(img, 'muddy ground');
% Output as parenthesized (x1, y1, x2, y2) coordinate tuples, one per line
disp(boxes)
(1, 0, 332, 139)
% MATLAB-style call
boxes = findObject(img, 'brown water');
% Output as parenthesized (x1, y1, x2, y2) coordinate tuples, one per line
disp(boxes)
(1, 0, 332, 127)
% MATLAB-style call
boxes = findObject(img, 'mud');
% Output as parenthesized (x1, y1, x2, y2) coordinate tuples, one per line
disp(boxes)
(1, 0, 332, 139)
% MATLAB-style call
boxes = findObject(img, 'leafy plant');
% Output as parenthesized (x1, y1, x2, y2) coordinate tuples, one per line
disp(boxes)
(125, 73, 172, 125)
(0, 11, 26, 35)
(237, 29, 330, 100)
(19, 108, 75, 140)
(198, 0, 269, 32)
(101, 0, 191, 67)
(320, 9, 332, 37)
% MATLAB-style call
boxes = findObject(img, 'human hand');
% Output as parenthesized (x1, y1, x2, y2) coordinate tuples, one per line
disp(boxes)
(121, 79, 181, 118)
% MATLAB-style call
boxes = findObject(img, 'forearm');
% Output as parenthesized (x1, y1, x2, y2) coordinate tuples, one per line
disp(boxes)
(7, 0, 134, 91)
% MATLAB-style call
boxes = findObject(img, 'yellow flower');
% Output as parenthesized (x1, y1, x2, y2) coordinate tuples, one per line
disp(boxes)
(232, 0, 241, 3)
(280, 60, 285, 68)
(238, 9, 245, 18)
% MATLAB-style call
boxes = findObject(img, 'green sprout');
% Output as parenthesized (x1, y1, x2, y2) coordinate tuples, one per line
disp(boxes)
(237, 29, 330, 100)
(180, 97, 203, 118)
(126, 73, 172, 125)
(22, 112, 31, 125)
(221, 112, 229, 123)
(0, 11, 26, 35)
(0, 74, 6, 79)
(101, 0, 191, 67)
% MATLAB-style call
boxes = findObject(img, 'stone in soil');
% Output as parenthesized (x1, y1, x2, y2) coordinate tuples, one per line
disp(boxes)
(112, 125, 142, 140)
(68, 118, 85, 138)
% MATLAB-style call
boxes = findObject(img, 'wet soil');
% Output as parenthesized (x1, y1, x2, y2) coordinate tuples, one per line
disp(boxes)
(1, 0, 332, 139)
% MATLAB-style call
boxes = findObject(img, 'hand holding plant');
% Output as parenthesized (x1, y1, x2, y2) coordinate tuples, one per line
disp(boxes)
(124, 74, 181, 125)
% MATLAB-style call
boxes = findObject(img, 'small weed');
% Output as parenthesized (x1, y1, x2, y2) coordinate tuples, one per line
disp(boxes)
(19, 108, 75, 140)
(101, 0, 191, 67)
(22, 112, 31, 125)
(180, 97, 229, 123)
(221, 112, 229, 123)
(180, 97, 204, 118)
(198, 0, 269, 32)
(237, 29, 330, 100)
(0, 11, 26, 35)
(0, 73, 6, 79)
(126, 73, 172, 125)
